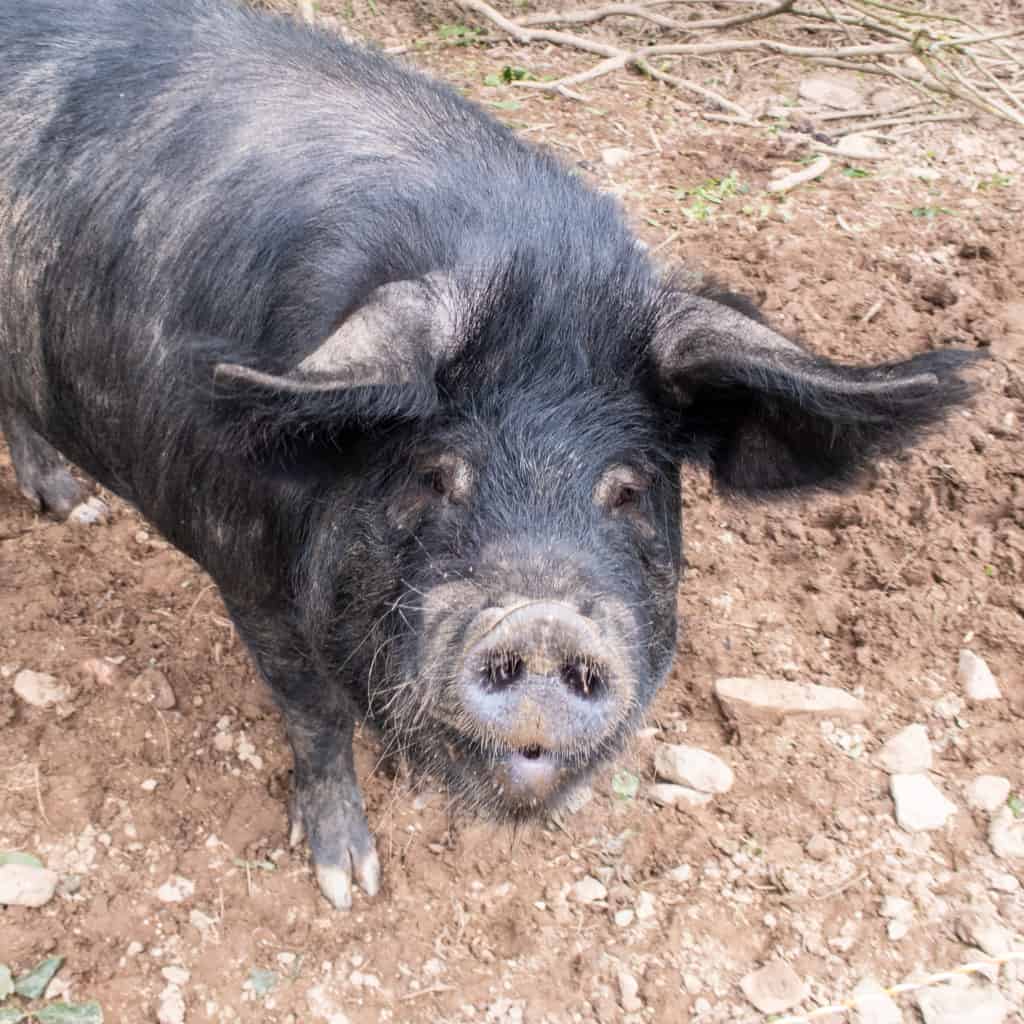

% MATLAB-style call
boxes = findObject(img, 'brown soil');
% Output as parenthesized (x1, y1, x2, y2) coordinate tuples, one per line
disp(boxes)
(2, 3, 1022, 1023)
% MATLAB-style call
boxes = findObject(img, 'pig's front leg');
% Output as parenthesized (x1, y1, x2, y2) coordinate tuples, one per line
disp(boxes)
(227, 605, 380, 910)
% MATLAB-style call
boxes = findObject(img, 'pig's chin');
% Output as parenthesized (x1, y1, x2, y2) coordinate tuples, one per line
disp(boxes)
(423, 724, 621, 821)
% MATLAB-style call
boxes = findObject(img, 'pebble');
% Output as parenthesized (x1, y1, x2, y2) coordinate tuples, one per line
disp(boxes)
(571, 876, 607, 904)
(157, 984, 186, 1024)
(617, 970, 643, 1013)
(853, 977, 903, 1024)
(916, 982, 1009, 1024)
(614, 909, 634, 928)
(955, 910, 1013, 956)
(965, 776, 1011, 813)
(714, 677, 867, 722)
(634, 891, 656, 921)
(834, 134, 887, 160)
(600, 147, 632, 169)
(890, 774, 957, 832)
(958, 650, 1001, 701)
(988, 805, 1024, 861)
(647, 782, 712, 808)
(875, 724, 932, 774)
(805, 834, 835, 861)
(128, 667, 177, 710)
(162, 966, 191, 986)
(798, 75, 862, 110)
(740, 960, 807, 1015)
(69, 496, 110, 526)
(0, 863, 60, 907)
(79, 657, 119, 686)
(13, 669, 71, 708)
(653, 743, 734, 794)
(156, 876, 195, 903)
(665, 864, 692, 884)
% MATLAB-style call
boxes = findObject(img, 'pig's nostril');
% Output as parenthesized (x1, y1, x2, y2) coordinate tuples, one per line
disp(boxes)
(561, 659, 605, 700)
(483, 650, 524, 691)
(522, 746, 543, 760)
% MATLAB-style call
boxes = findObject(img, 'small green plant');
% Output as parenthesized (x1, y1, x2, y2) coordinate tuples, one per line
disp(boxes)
(0, 955, 103, 1023)
(672, 172, 746, 221)
(842, 167, 871, 179)
(911, 205, 954, 218)
(1008, 793, 1024, 818)
(486, 99, 523, 111)
(611, 770, 640, 800)
(977, 173, 1013, 190)
(484, 66, 536, 86)
(437, 23, 483, 45)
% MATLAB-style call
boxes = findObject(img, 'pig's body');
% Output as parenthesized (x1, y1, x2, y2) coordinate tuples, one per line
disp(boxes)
(0, 0, 976, 909)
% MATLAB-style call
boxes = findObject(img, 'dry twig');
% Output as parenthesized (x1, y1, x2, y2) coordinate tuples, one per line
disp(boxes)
(455, 0, 1024, 131)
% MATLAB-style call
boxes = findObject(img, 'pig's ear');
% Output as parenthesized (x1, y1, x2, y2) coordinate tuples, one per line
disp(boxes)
(213, 275, 461, 397)
(650, 292, 980, 493)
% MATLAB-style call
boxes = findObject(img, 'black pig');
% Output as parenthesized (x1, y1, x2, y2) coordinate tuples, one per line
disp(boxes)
(0, 0, 976, 908)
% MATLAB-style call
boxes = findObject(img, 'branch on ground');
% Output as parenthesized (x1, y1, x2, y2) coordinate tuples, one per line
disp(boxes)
(454, 0, 1024, 132)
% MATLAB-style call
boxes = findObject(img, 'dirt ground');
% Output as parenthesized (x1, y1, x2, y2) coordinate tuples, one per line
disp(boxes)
(2, 2, 1023, 1022)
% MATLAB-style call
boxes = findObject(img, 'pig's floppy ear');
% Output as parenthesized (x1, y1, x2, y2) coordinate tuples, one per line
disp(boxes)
(213, 275, 461, 398)
(651, 292, 980, 493)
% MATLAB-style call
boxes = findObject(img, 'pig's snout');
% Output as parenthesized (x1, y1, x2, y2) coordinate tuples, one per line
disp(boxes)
(458, 601, 629, 792)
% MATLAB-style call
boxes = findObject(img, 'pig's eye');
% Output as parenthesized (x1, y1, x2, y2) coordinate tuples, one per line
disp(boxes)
(596, 466, 650, 514)
(419, 455, 473, 505)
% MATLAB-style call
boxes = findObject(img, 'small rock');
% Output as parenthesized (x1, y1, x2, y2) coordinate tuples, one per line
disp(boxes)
(634, 891, 656, 921)
(617, 970, 643, 1013)
(988, 805, 1024, 860)
(213, 732, 234, 753)
(162, 966, 191, 986)
(129, 668, 177, 710)
(958, 650, 1001, 701)
(805, 834, 835, 861)
(306, 984, 351, 1024)
(890, 774, 957, 832)
(0, 863, 60, 907)
(955, 910, 1013, 956)
(156, 876, 195, 903)
(916, 982, 1009, 1024)
(682, 974, 702, 995)
(966, 776, 1011, 813)
(665, 864, 692, 884)
(714, 677, 867, 722)
(78, 657, 120, 686)
(834, 134, 886, 160)
(876, 724, 932, 774)
(614, 909, 634, 928)
(69, 496, 110, 526)
(798, 75, 862, 109)
(601, 147, 632, 168)
(157, 984, 186, 1024)
(571, 876, 607, 904)
(853, 977, 903, 1024)
(13, 669, 71, 708)
(653, 743, 733, 794)
(879, 896, 913, 920)
(887, 919, 910, 941)
(647, 783, 712, 808)
(740, 960, 808, 1015)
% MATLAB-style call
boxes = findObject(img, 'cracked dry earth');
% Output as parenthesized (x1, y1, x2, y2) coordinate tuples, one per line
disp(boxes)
(1, 2, 1023, 1022)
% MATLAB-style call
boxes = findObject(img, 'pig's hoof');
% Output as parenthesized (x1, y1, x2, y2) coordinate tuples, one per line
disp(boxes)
(17, 467, 87, 520)
(289, 792, 381, 909)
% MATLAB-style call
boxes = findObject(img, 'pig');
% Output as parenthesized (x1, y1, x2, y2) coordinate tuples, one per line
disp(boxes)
(0, 0, 977, 909)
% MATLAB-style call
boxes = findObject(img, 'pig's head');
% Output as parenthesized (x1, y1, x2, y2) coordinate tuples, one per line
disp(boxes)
(215, 264, 977, 818)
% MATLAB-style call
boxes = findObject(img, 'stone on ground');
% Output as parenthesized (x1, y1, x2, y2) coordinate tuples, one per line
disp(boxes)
(714, 677, 867, 722)
(647, 783, 712, 808)
(798, 75, 862, 110)
(740, 960, 807, 1015)
(13, 669, 71, 708)
(653, 743, 733, 794)
(958, 649, 1001, 700)
(965, 775, 1011, 813)
(0, 862, 60, 907)
(853, 977, 904, 1024)
(875, 724, 932, 774)
(916, 982, 1009, 1024)
(988, 805, 1024, 860)
(890, 774, 957, 832)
